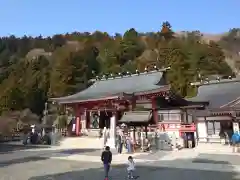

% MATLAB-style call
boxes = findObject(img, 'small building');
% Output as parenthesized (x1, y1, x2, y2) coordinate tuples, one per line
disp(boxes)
(188, 78, 240, 143)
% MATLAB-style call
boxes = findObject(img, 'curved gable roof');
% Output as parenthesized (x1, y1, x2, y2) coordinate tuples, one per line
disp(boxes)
(51, 71, 169, 104)
(188, 80, 240, 108)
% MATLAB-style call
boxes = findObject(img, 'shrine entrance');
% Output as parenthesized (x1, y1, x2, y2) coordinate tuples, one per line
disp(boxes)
(89, 110, 113, 129)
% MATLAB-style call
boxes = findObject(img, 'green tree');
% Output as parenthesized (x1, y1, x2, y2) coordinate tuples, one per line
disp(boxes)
(118, 28, 145, 65)
(49, 47, 76, 97)
(167, 48, 192, 97)
(1, 87, 25, 111)
(49, 47, 88, 97)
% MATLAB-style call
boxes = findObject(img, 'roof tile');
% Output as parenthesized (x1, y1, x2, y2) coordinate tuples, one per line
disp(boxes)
(187, 80, 240, 108)
(51, 71, 168, 104)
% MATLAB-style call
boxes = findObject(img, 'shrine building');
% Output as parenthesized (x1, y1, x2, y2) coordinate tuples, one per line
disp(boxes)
(50, 67, 197, 147)
(188, 77, 240, 144)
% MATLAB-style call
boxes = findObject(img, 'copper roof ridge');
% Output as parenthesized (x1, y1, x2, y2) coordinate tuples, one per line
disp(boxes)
(90, 67, 170, 82)
(190, 78, 240, 86)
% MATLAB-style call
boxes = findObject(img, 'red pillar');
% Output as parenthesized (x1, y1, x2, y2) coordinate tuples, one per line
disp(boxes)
(75, 116, 81, 136)
(151, 97, 158, 124)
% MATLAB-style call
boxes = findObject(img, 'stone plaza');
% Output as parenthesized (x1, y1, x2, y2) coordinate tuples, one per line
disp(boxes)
(0, 142, 240, 180)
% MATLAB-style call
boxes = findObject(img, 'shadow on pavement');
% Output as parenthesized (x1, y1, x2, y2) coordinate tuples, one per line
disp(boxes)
(28, 159, 240, 180)
(58, 148, 101, 155)
(27, 148, 102, 158)
(134, 150, 170, 160)
(194, 153, 240, 165)
(0, 144, 51, 154)
(0, 156, 49, 168)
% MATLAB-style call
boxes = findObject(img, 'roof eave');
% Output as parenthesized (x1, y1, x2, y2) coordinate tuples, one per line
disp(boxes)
(134, 85, 170, 96)
(51, 95, 120, 104)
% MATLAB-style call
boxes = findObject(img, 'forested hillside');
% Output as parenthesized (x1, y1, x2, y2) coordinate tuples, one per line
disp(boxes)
(0, 22, 236, 116)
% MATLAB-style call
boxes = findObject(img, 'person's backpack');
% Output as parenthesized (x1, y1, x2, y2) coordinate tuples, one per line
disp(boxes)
(236, 134, 240, 143)
(232, 133, 239, 143)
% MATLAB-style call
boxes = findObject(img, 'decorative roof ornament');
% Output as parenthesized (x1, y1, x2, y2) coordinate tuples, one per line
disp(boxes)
(198, 72, 201, 79)
(165, 95, 169, 100)
(204, 77, 209, 84)
(136, 69, 140, 75)
(102, 74, 106, 80)
(95, 75, 101, 81)
(105, 74, 109, 80)
(144, 67, 148, 73)
(118, 72, 123, 78)
(91, 65, 169, 81)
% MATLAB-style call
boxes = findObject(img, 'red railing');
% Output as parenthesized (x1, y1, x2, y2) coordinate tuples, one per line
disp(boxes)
(157, 122, 196, 132)
(179, 124, 196, 132)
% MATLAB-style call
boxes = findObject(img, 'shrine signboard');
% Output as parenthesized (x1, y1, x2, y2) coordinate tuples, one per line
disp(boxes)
(159, 123, 196, 132)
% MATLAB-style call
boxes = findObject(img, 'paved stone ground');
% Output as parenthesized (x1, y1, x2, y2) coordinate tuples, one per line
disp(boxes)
(0, 144, 240, 180)
(1, 158, 240, 180)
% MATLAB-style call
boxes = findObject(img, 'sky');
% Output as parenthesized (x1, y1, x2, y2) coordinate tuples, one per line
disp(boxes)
(0, 0, 240, 37)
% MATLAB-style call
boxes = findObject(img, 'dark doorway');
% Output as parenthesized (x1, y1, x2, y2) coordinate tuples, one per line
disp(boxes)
(99, 111, 112, 129)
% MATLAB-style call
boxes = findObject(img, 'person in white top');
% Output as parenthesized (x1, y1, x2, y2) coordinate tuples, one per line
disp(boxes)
(127, 156, 135, 179)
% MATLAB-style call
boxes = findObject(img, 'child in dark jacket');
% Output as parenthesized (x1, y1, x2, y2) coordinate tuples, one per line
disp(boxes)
(101, 146, 112, 180)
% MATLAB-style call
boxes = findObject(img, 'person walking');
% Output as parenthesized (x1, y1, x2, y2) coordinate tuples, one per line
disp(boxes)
(117, 133, 123, 154)
(187, 133, 193, 148)
(126, 135, 132, 153)
(231, 131, 240, 153)
(127, 156, 136, 179)
(22, 130, 28, 145)
(101, 146, 112, 180)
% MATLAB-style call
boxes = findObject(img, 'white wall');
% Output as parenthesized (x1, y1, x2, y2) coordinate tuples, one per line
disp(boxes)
(197, 122, 207, 142)
(187, 114, 193, 123)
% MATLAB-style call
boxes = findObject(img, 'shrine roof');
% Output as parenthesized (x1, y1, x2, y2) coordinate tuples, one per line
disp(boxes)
(187, 78, 240, 108)
(119, 111, 153, 124)
(51, 70, 169, 104)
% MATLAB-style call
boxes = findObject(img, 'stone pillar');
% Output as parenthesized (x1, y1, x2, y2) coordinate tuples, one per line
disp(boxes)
(141, 130, 144, 151)
(106, 113, 116, 149)
(81, 109, 87, 135)
(103, 127, 107, 148)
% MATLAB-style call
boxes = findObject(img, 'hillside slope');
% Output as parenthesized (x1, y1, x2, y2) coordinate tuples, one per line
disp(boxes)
(175, 29, 240, 73)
